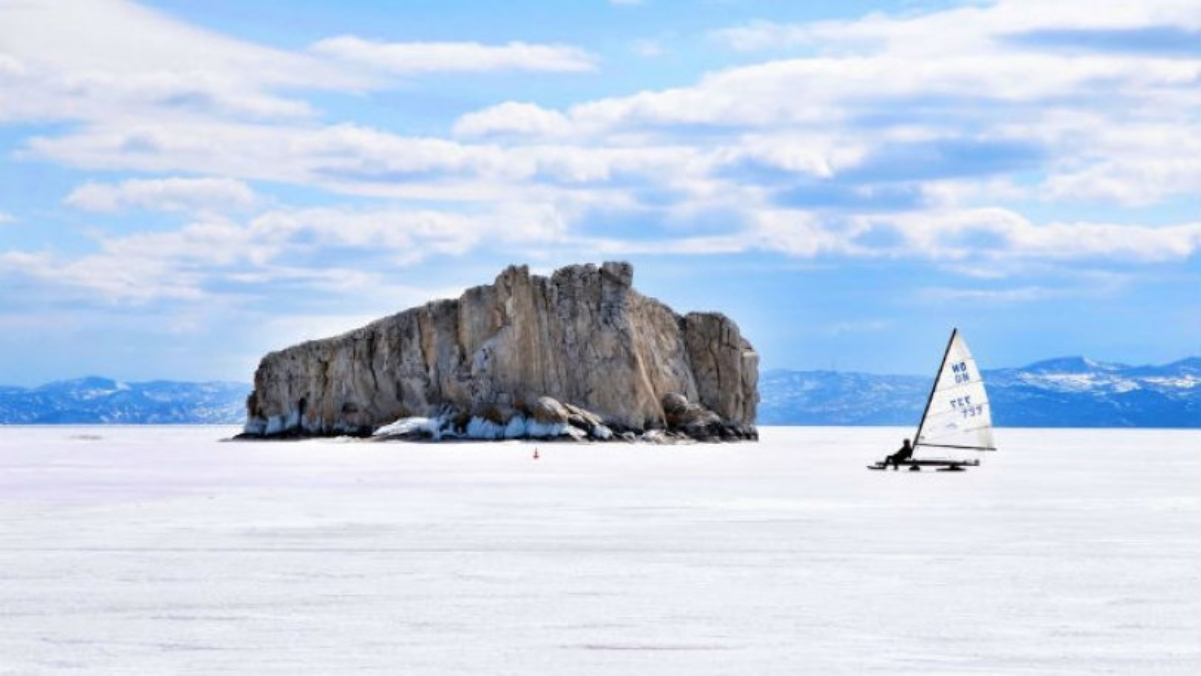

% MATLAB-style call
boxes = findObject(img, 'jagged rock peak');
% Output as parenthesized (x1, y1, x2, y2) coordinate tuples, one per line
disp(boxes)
(240, 261, 758, 442)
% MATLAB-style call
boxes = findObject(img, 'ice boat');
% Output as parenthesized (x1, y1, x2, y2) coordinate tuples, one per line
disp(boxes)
(869, 328, 997, 472)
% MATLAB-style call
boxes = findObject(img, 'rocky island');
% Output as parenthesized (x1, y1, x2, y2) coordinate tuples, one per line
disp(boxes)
(240, 262, 758, 442)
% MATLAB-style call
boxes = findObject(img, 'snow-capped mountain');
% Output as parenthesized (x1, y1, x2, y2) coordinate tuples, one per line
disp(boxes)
(760, 357, 1201, 428)
(0, 377, 249, 424)
(3, 358, 1198, 427)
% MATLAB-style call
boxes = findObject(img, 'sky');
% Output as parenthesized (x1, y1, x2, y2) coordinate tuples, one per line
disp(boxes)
(0, 0, 1198, 386)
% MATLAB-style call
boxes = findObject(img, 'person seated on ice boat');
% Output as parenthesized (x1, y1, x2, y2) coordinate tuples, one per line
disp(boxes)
(883, 438, 913, 469)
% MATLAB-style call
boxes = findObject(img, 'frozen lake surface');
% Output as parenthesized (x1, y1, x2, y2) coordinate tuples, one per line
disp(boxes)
(1, 426, 1198, 674)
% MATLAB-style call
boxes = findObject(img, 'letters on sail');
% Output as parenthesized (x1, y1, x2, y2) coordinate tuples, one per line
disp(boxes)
(915, 330, 996, 456)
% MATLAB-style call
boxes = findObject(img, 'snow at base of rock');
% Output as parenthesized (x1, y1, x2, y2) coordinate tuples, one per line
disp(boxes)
(372, 414, 612, 441)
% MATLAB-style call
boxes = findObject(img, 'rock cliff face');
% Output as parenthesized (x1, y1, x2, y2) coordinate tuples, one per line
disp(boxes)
(241, 262, 758, 442)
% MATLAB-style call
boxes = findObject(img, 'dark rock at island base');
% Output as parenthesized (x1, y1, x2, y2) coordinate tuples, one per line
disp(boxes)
(238, 261, 758, 443)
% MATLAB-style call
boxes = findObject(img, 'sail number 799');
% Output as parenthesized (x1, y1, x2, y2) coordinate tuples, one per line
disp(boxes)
(949, 395, 984, 419)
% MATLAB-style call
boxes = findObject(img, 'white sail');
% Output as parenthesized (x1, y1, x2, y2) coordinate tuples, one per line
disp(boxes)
(915, 330, 995, 458)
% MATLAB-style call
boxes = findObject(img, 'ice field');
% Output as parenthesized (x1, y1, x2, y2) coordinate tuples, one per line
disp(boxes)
(1, 426, 1198, 675)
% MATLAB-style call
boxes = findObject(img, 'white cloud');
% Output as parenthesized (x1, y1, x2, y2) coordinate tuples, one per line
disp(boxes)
(4, 0, 1198, 306)
(713, 134, 868, 179)
(748, 210, 864, 258)
(311, 36, 596, 74)
(0, 247, 204, 303)
(0, 0, 347, 86)
(0, 212, 13, 225)
(0, 202, 573, 303)
(444, 0, 1199, 223)
(25, 118, 720, 205)
(0, 2, 596, 129)
(0, 0, 366, 124)
(65, 177, 257, 213)
(850, 208, 1201, 262)
(561, 232, 753, 257)
(714, 0, 1201, 53)
(25, 122, 520, 193)
(454, 102, 573, 137)
(598, 206, 1201, 263)
(13, 0, 1195, 224)
(1037, 122, 1201, 205)
(547, 53, 1196, 132)
(6, 196, 1196, 311)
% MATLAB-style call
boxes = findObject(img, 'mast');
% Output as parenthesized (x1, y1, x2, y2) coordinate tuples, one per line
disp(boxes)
(913, 327, 957, 449)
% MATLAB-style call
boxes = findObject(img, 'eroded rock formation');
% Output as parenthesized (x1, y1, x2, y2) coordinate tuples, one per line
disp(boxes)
(241, 262, 758, 442)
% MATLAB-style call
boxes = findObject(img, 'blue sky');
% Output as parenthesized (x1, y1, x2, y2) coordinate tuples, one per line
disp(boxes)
(1, 0, 1198, 386)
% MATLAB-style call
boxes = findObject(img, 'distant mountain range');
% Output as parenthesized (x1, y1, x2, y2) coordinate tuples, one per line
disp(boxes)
(2, 357, 1198, 427)
(0, 377, 248, 424)
(760, 357, 1201, 428)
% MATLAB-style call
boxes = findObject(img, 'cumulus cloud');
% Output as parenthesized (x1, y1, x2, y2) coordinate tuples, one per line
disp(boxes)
(0, 1, 595, 127)
(0, 0, 347, 86)
(454, 102, 574, 137)
(440, 0, 1200, 250)
(65, 177, 257, 213)
(713, 0, 1201, 53)
(0, 0, 364, 124)
(4, 0, 1198, 318)
(311, 36, 596, 73)
(553, 42, 1196, 133)
(25, 119, 719, 204)
(0, 202, 572, 303)
(25, 122, 516, 194)
(844, 208, 1201, 262)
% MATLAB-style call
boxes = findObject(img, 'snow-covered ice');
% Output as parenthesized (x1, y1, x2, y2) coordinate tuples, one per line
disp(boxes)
(1, 426, 1198, 674)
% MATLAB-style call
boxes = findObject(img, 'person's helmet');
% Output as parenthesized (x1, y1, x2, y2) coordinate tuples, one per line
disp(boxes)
(903, 438, 911, 444)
